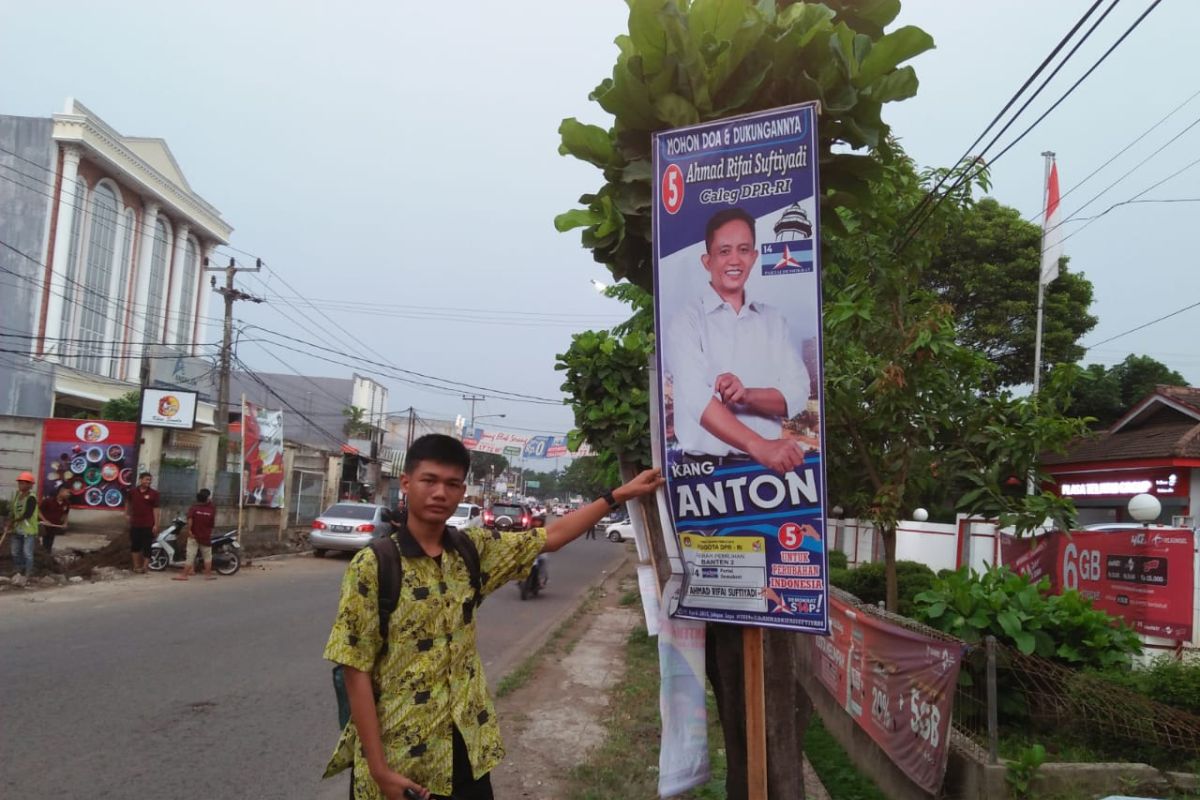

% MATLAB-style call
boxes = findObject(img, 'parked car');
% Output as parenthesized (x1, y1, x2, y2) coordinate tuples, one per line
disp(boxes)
(605, 520, 635, 543)
(484, 503, 534, 532)
(310, 503, 392, 556)
(448, 502, 483, 533)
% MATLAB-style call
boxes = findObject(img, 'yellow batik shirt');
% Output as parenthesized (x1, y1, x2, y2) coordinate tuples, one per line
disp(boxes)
(323, 525, 546, 798)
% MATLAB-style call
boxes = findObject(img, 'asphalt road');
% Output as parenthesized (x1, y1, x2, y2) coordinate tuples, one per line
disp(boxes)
(0, 532, 627, 799)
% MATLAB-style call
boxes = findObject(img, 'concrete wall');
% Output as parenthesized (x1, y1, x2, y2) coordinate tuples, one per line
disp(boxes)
(0, 115, 56, 417)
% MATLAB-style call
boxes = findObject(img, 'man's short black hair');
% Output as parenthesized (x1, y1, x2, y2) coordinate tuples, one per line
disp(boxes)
(196, 489, 211, 503)
(705, 207, 757, 253)
(404, 434, 470, 478)
(138, 471, 152, 479)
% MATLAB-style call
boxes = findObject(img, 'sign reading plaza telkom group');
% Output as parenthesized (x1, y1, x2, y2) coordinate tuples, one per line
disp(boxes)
(653, 102, 829, 632)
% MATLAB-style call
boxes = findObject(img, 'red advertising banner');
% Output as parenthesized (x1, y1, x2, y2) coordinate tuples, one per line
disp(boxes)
(810, 594, 966, 794)
(40, 419, 138, 511)
(1002, 529, 1195, 640)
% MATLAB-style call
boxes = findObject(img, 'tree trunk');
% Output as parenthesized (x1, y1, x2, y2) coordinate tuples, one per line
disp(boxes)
(883, 525, 898, 612)
(706, 624, 812, 799)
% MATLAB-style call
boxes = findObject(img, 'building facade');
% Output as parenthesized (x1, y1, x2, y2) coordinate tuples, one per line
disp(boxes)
(1043, 385, 1200, 527)
(0, 98, 232, 416)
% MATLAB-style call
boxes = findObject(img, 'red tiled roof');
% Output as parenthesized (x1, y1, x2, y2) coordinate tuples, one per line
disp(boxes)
(1044, 386, 1200, 465)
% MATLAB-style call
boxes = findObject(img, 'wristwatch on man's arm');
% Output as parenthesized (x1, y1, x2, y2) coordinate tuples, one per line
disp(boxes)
(598, 489, 620, 511)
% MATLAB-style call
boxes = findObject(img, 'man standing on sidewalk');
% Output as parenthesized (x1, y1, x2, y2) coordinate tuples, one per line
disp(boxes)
(323, 433, 663, 800)
(6, 472, 39, 583)
(173, 489, 216, 581)
(125, 471, 160, 574)
(39, 483, 72, 554)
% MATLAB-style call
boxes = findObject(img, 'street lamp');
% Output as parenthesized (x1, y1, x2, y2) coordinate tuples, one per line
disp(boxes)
(590, 278, 608, 293)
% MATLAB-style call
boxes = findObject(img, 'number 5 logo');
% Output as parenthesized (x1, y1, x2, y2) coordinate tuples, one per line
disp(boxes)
(661, 164, 684, 215)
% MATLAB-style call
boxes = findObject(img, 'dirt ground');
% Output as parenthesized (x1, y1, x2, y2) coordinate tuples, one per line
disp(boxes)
(490, 561, 642, 798)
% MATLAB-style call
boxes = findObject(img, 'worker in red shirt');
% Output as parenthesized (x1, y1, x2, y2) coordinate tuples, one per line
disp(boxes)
(125, 471, 160, 574)
(174, 488, 216, 581)
(39, 484, 72, 552)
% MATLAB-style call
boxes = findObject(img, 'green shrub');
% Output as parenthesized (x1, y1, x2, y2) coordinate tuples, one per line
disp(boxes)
(913, 566, 1142, 671)
(830, 560, 936, 617)
(828, 550, 848, 570)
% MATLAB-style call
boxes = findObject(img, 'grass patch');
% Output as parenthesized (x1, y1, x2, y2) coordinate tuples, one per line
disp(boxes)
(619, 589, 639, 607)
(495, 586, 601, 699)
(803, 715, 886, 800)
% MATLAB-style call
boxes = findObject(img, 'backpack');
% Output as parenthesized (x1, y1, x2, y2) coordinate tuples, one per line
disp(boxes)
(333, 526, 483, 730)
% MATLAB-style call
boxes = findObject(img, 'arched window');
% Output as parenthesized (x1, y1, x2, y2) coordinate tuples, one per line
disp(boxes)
(144, 218, 171, 344)
(75, 184, 119, 372)
(59, 179, 88, 342)
(109, 208, 136, 378)
(175, 237, 199, 345)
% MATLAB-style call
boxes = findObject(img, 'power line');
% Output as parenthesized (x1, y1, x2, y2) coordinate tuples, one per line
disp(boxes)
(240, 324, 564, 405)
(897, 0, 1163, 255)
(233, 354, 346, 449)
(1082, 298, 1200, 352)
(895, 0, 1110, 246)
(1026, 86, 1200, 225)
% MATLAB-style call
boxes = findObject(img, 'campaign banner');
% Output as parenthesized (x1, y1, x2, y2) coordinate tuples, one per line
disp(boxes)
(40, 419, 137, 510)
(139, 388, 198, 430)
(242, 401, 285, 508)
(1002, 529, 1195, 639)
(811, 594, 965, 795)
(653, 102, 828, 632)
(468, 430, 530, 456)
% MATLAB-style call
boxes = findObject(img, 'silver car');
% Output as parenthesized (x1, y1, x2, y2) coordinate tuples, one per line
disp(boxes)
(310, 503, 391, 556)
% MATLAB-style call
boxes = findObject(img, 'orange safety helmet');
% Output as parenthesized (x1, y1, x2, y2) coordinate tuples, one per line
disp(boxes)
(16, 471, 35, 483)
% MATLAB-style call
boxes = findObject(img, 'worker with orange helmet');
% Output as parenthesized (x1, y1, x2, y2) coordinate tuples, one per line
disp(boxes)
(5, 471, 39, 583)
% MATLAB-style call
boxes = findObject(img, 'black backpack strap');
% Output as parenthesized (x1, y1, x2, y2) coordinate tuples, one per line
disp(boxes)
(444, 527, 483, 624)
(369, 534, 403, 656)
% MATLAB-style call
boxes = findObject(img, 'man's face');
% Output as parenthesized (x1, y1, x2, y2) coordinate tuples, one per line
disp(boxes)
(400, 460, 467, 528)
(16, 480, 31, 494)
(57, 488, 71, 503)
(138, 475, 152, 489)
(702, 219, 757, 298)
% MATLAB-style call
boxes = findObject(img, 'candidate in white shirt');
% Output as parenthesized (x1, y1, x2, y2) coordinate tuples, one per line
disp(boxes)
(666, 207, 810, 474)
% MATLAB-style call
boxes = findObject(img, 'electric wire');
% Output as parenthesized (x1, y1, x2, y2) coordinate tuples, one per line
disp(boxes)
(896, 0, 1162, 256)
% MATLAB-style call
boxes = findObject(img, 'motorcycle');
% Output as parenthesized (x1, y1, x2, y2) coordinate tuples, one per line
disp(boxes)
(147, 516, 242, 576)
(518, 553, 548, 600)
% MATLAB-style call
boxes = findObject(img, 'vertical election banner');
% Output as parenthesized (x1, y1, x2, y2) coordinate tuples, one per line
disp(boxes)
(653, 102, 829, 632)
(242, 401, 285, 508)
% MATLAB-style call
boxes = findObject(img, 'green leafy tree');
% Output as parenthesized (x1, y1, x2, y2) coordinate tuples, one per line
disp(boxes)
(469, 451, 509, 481)
(555, 0, 935, 292)
(557, 456, 615, 500)
(822, 148, 1090, 610)
(341, 406, 373, 439)
(1069, 354, 1187, 428)
(101, 391, 140, 422)
(554, 4, 940, 793)
(925, 197, 1097, 388)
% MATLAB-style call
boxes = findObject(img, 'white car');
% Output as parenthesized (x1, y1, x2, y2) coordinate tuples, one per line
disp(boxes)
(448, 503, 483, 533)
(605, 520, 635, 543)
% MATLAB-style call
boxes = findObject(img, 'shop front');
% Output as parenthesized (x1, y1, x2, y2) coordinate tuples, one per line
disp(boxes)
(1043, 386, 1200, 527)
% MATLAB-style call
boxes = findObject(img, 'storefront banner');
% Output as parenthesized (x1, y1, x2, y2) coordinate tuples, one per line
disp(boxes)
(1002, 529, 1195, 639)
(811, 594, 965, 795)
(242, 401, 285, 508)
(40, 419, 138, 511)
(139, 388, 198, 430)
(653, 102, 829, 632)
(468, 430, 530, 456)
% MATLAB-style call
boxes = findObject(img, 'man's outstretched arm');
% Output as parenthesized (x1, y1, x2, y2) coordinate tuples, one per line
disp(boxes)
(542, 469, 664, 553)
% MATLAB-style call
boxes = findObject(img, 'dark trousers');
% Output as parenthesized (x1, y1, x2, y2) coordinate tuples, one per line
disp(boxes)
(351, 727, 493, 800)
(41, 529, 57, 552)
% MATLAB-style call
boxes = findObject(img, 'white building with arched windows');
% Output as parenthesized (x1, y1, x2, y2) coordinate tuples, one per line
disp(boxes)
(0, 98, 232, 417)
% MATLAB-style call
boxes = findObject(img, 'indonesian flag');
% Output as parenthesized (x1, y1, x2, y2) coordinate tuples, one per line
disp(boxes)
(1040, 160, 1063, 285)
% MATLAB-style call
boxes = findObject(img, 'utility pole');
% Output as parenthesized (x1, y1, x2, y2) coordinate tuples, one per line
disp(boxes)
(462, 394, 485, 433)
(203, 257, 263, 447)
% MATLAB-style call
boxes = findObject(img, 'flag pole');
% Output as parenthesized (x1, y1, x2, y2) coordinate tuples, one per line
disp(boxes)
(1030, 151, 1056, 496)
(1031, 151, 1056, 398)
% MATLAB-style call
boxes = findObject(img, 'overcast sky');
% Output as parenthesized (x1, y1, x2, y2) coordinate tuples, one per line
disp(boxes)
(3, 1, 1197, 438)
